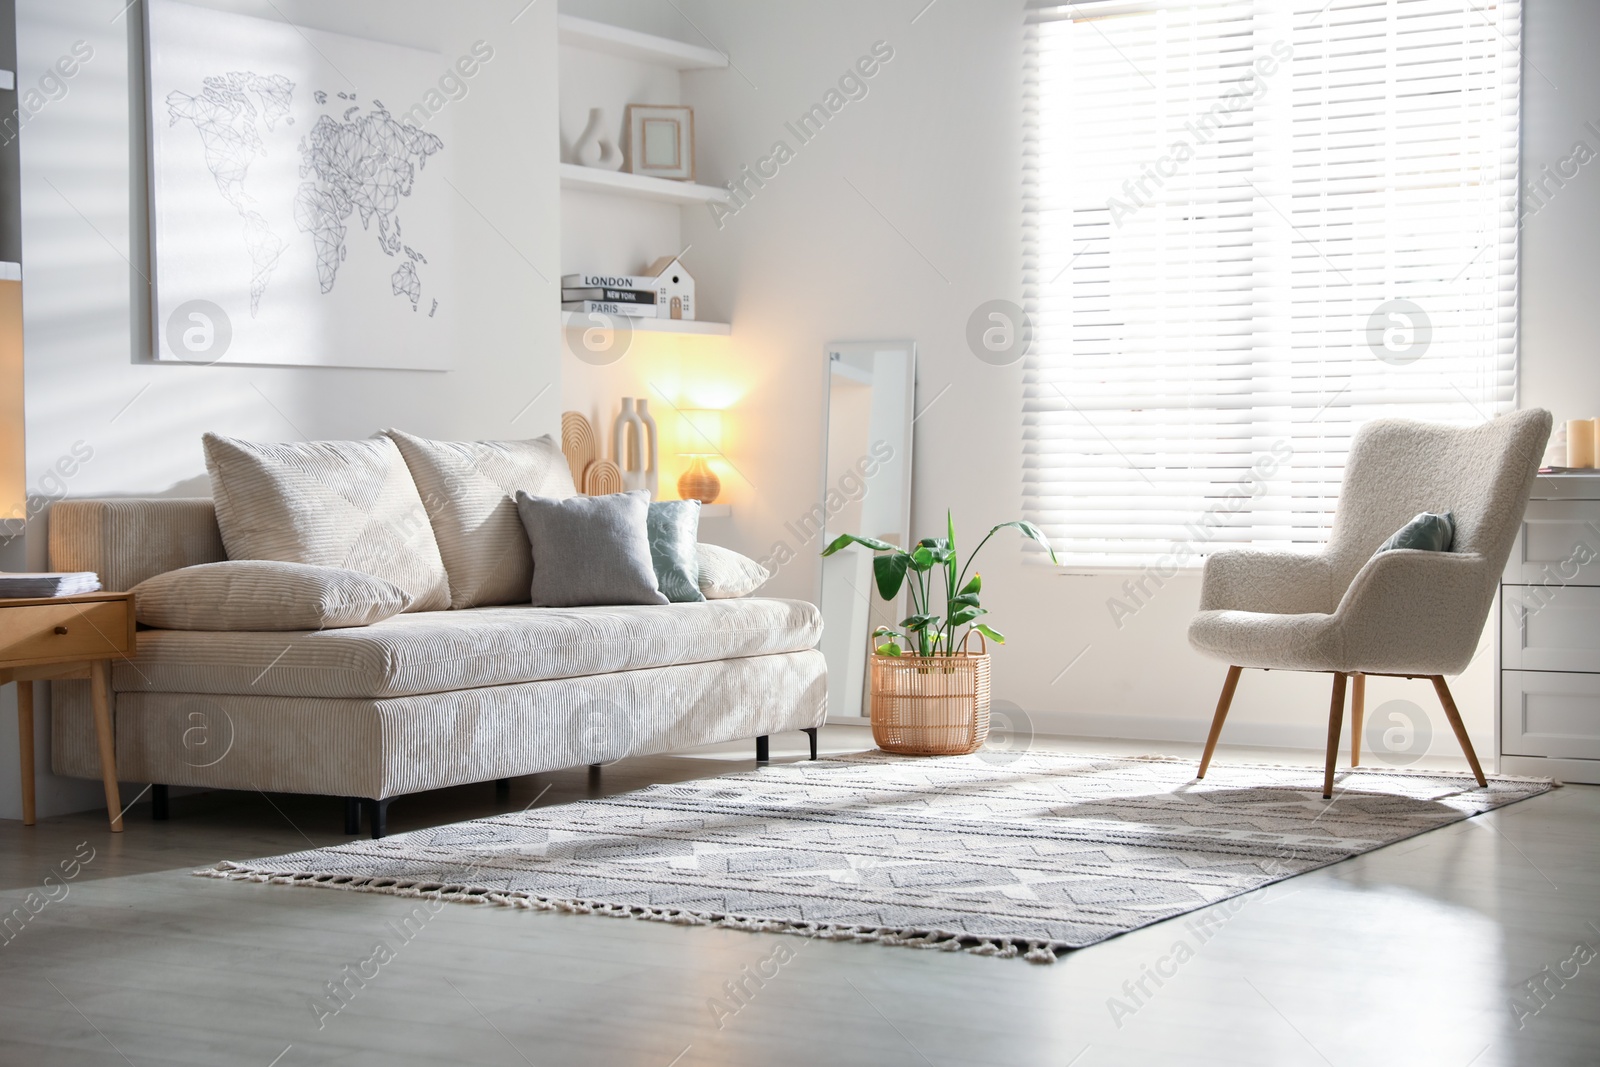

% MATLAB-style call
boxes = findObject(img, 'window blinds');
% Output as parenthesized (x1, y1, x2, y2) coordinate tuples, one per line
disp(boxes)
(1021, 0, 1521, 568)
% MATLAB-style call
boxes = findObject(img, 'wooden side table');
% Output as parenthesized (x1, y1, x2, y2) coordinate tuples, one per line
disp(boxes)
(3, 592, 135, 832)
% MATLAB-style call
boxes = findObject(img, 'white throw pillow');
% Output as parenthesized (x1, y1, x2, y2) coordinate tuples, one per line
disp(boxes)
(202, 433, 451, 611)
(696, 543, 771, 599)
(132, 561, 412, 631)
(384, 429, 577, 609)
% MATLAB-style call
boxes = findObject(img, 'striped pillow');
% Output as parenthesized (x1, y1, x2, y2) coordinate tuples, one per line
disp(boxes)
(132, 561, 412, 630)
(384, 429, 577, 609)
(202, 433, 451, 612)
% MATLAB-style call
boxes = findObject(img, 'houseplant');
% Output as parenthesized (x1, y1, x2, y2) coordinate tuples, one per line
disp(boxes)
(822, 512, 1057, 754)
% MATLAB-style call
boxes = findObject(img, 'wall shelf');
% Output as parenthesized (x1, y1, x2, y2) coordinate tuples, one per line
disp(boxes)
(557, 15, 728, 71)
(635, 318, 730, 336)
(559, 163, 727, 206)
(565, 315, 730, 337)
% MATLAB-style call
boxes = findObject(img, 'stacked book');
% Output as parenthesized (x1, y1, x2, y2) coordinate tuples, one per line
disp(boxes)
(561, 274, 659, 318)
(0, 572, 102, 598)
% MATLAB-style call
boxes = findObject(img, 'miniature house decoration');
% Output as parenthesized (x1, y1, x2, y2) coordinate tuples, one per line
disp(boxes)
(644, 255, 694, 321)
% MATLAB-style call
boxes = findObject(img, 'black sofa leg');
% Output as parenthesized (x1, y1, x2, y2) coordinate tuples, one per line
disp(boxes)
(363, 798, 393, 839)
(756, 735, 770, 763)
(804, 727, 818, 761)
(343, 798, 361, 835)
(151, 785, 168, 821)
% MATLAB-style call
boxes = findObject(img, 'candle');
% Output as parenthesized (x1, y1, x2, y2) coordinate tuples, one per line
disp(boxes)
(1568, 419, 1597, 469)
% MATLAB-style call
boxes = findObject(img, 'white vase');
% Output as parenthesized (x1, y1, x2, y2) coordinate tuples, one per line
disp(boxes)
(613, 398, 651, 494)
(636, 399, 659, 500)
(572, 107, 622, 170)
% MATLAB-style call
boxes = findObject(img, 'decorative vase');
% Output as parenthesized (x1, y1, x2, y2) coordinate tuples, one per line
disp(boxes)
(635, 399, 659, 499)
(677, 457, 721, 504)
(571, 108, 621, 169)
(613, 398, 657, 496)
(868, 632, 992, 755)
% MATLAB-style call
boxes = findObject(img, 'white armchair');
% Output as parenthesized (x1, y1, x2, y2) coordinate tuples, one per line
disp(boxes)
(1188, 409, 1553, 797)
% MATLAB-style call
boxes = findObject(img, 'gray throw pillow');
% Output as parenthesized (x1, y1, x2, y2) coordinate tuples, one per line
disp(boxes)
(1375, 510, 1456, 555)
(514, 490, 667, 607)
(647, 500, 705, 603)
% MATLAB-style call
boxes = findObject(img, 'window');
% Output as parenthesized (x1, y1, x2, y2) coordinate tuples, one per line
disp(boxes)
(1022, 0, 1522, 567)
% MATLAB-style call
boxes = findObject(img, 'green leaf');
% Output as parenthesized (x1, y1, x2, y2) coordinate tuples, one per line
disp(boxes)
(949, 593, 981, 610)
(986, 520, 1060, 565)
(960, 573, 982, 596)
(901, 613, 939, 633)
(909, 546, 936, 572)
(949, 605, 988, 627)
(916, 537, 949, 552)
(972, 622, 1006, 645)
(872, 553, 910, 600)
(947, 510, 956, 553)
(875, 641, 903, 657)
(821, 533, 898, 557)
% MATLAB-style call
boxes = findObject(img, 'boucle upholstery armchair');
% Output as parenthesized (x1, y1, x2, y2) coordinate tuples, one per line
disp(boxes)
(1188, 408, 1552, 797)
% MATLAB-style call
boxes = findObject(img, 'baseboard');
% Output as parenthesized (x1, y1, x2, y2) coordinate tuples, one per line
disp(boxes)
(1498, 753, 1600, 785)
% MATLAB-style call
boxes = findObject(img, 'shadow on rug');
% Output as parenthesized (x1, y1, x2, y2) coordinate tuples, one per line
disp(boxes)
(198, 751, 1551, 963)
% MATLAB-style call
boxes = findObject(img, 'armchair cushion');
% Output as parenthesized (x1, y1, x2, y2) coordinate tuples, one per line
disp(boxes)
(1188, 550, 1494, 675)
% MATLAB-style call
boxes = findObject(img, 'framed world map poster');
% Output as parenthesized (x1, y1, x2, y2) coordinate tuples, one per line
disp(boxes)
(146, 0, 454, 369)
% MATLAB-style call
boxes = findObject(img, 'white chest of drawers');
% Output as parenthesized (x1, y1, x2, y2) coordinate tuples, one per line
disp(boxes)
(1498, 473, 1600, 783)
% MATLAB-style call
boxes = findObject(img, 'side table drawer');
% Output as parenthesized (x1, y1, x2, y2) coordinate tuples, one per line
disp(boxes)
(0, 599, 132, 665)
(1502, 585, 1600, 672)
(1501, 670, 1600, 761)
(1504, 500, 1600, 585)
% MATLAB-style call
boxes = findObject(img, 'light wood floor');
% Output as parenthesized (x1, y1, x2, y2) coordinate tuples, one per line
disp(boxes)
(1, 726, 1597, 1067)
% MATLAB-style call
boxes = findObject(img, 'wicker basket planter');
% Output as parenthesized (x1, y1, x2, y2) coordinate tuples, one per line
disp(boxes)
(868, 635, 991, 756)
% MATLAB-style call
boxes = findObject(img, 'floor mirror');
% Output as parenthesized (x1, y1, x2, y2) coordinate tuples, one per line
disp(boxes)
(817, 340, 916, 721)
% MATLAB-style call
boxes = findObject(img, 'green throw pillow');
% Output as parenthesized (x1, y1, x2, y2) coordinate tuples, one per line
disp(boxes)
(1375, 510, 1455, 554)
(647, 500, 705, 603)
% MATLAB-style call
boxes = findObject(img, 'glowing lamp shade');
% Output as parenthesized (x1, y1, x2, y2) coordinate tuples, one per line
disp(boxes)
(676, 408, 723, 504)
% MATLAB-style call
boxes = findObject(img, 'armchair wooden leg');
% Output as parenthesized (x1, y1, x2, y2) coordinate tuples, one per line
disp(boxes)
(1323, 672, 1348, 799)
(1197, 665, 1243, 779)
(1350, 673, 1365, 767)
(1431, 676, 1487, 787)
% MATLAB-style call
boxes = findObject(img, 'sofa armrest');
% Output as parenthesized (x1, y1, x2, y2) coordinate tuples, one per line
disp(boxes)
(49, 498, 225, 591)
(1198, 549, 1335, 615)
(1333, 550, 1495, 674)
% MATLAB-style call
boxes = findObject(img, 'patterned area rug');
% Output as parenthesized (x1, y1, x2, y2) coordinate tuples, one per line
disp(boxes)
(200, 751, 1550, 963)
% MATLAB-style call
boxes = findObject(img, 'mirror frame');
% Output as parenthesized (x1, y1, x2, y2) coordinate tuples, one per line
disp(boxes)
(818, 339, 917, 722)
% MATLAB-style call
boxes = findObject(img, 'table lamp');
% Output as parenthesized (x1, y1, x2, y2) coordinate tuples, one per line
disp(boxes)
(676, 408, 722, 504)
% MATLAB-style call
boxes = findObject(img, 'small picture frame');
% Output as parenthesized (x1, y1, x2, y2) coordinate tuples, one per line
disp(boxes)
(624, 105, 695, 181)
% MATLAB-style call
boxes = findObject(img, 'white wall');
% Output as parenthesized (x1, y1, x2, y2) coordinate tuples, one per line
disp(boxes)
(6, 0, 1593, 821)
(2, 0, 560, 820)
(562, 0, 1596, 760)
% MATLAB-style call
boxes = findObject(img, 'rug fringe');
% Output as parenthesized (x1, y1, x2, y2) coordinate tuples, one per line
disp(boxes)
(194, 863, 1071, 964)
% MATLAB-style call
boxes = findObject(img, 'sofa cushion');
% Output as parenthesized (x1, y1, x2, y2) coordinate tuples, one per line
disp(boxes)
(114, 598, 823, 698)
(697, 543, 771, 598)
(132, 561, 412, 630)
(384, 429, 576, 610)
(203, 433, 450, 611)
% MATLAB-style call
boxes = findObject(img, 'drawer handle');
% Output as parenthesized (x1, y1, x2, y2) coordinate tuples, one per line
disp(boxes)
(54, 626, 68, 635)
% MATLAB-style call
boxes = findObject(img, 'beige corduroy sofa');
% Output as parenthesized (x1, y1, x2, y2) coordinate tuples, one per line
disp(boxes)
(46, 499, 826, 836)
